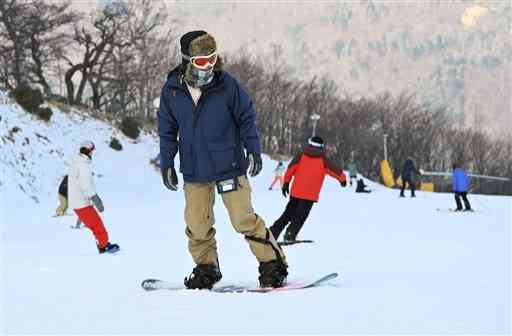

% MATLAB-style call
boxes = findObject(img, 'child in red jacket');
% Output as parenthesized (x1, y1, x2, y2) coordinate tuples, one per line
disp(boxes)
(269, 136, 346, 241)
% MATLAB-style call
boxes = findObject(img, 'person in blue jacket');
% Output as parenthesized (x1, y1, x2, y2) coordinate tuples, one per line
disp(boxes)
(158, 30, 287, 289)
(452, 163, 472, 211)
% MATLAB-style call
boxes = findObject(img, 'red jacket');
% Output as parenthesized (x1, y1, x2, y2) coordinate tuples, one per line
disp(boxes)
(284, 146, 346, 202)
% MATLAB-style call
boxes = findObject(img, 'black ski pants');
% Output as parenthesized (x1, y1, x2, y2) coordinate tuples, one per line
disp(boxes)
(454, 191, 471, 210)
(400, 177, 416, 197)
(270, 197, 314, 241)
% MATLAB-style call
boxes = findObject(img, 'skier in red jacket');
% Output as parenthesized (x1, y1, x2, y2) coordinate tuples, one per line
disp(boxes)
(270, 136, 347, 241)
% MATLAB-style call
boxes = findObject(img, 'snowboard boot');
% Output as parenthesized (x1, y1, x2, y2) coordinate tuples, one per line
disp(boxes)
(184, 264, 222, 290)
(98, 242, 120, 254)
(258, 259, 288, 288)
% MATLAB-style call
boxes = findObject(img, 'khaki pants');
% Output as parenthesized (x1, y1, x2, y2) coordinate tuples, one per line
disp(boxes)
(55, 194, 68, 216)
(184, 176, 286, 266)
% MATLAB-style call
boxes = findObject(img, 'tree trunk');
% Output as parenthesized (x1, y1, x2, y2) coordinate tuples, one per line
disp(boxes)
(64, 63, 83, 104)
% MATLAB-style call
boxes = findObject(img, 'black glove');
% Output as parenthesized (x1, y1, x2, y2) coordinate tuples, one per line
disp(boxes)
(248, 153, 263, 177)
(162, 166, 178, 191)
(340, 180, 347, 187)
(91, 194, 104, 212)
(282, 182, 290, 198)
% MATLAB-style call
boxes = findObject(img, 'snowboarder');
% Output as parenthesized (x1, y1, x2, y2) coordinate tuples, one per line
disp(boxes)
(270, 136, 347, 241)
(452, 163, 472, 211)
(268, 161, 286, 190)
(54, 175, 68, 216)
(355, 178, 371, 193)
(399, 157, 421, 198)
(158, 30, 287, 289)
(68, 141, 119, 253)
(346, 158, 358, 187)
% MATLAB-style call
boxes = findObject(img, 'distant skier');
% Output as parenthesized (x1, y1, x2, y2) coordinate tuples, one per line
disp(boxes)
(399, 157, 421, 198)
(268, 161, 286, 190)
(355, 178, 371, 193)
(270, 136, 347, 242)
(346, 159, 358, 187)
(158, 30, 287, 289)
(54, 175, 68, 216)
(68, 141, 119, 253)
(452, 163, 472, 211)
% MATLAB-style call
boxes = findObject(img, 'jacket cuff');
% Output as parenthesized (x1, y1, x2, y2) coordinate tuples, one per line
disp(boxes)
(245, 141, 261, 155)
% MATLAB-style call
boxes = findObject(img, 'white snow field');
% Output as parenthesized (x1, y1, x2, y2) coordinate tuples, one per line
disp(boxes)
(1, 95, 510, 335)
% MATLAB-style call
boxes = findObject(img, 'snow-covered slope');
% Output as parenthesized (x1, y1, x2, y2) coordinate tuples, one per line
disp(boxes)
(0, 92, 159, 205)
(1, 97, 510, 334)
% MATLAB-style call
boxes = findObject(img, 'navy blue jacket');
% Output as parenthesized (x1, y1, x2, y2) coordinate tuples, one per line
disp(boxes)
(401, 159, 419, 180)
(453, 167, 470, 192)
(158, 67, 261, 183)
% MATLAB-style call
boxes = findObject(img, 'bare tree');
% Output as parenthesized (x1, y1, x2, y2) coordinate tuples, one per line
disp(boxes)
(0, 0, 75, 92)
(63, 7, 128, 105)
(0, 0, 34, 88)
(87, 0, 174, 118)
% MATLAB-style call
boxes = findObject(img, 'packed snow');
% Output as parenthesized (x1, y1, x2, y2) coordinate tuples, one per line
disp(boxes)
(1, 95, 510, 334)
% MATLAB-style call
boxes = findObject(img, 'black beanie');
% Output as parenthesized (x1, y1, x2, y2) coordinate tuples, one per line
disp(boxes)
(180, 30, 208, 56)
(308, 136, 325, 148)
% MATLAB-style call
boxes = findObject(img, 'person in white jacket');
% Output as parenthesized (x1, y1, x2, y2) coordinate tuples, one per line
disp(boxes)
(69, 141, 119, 253)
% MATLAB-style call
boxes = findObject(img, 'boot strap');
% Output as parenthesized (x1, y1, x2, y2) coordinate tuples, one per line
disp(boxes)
(245, 224, 284, 265)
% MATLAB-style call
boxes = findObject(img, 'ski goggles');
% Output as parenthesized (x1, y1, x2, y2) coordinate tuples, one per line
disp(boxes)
(183, 52, 218, 70)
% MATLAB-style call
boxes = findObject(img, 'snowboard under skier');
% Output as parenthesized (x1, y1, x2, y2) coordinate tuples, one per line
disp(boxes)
(158, 30, 287, 289)
(270, 136, 347, 242)
(68, 141, 119, 253)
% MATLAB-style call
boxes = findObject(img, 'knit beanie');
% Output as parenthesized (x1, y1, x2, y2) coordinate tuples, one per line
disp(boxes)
(180, 30, 217, 60)
(308, 136, 325, 148)
(79, 140, 95, 156)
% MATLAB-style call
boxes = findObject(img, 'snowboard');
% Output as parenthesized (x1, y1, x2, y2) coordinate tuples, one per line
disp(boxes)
(436, 208, 475, 213)
(141, 272, 338, 293)
(277, 239, 314, 246)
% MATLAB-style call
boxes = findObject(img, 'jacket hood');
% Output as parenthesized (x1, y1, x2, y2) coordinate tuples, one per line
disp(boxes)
(303, 145, 325, 158)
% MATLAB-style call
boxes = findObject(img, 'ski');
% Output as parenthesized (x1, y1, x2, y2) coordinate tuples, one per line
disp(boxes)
(141, 272, 338, 293)
(277, 239, 314, 246)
